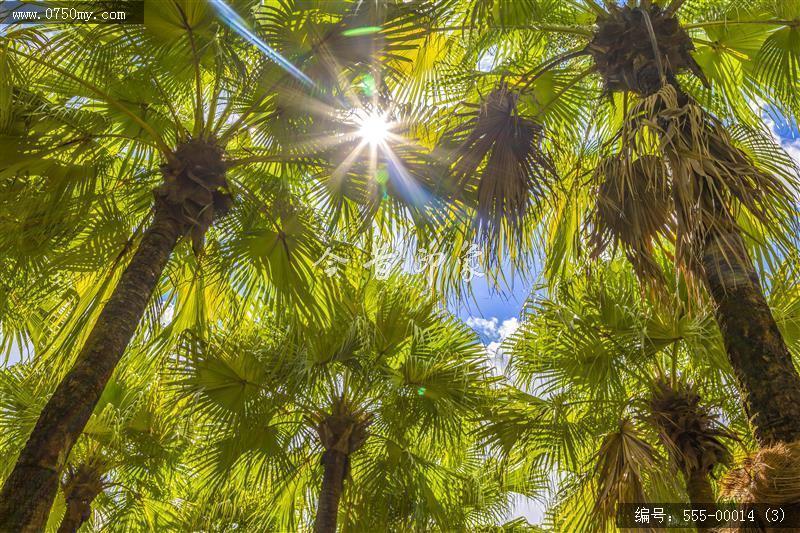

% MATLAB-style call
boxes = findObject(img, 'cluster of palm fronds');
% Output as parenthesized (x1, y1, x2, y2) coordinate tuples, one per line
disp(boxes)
(2, 0, 800, 531)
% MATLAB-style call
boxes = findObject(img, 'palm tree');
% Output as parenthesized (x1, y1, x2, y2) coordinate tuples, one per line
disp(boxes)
(428, 0, 800, 446)
(586, 378, 736, 530)
(647, 378, 734, 510)
(0, 358, 186, 533)
(169, 268, 511, 531)
(0, 1, 446, 528)
(481, 260, 745, 530)
(310, 396, 372, 533)
(4, 1, 800, 528)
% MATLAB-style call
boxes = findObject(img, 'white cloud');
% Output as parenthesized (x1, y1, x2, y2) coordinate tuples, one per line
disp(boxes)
(477, 45, 497, 72)
(783, 139, 800, 166)
(467, 316, 521, 372)
(761, 111, 800, 166)
(508, 494, 545, 527)
(160, 304, 175, 327)
(498, 317, 520, 340)
(485, 341, 502, 359)
(466, 316, 520, 343)
(745, 97, 800, 166)
(466, 316, 499, 340)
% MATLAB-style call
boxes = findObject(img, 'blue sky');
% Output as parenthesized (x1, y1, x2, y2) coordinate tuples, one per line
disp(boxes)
(451, 263, 533, 374)
(5, 113, 798, 525)
(449, 268, 544, 524)
(447, 110, 800, 525)
(453, 271, 532, 324)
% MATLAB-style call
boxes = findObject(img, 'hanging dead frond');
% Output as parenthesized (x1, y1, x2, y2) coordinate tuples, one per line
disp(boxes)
(587, 4, 707, 96)
(592, 419, 659, 525)
(593, 83, 799, 285)
(646, 85, 796, 269)
(647, 379, 734, 481)
(721, 442, 800, 505)
(589, 154, 672, 280)
(442, 84, 554, 242)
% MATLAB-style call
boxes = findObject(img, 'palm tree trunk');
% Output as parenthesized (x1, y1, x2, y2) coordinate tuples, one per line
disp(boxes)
(0, 206, 184, 533)
(701, 226, 800, 445)
(57, 481, 102, 533)
(685, 469, 715, 507)
(57, 508, 87, 533)
(57, 505, 89, 533)
(685, 469, 716, 529)
(314, 450, 348, 533)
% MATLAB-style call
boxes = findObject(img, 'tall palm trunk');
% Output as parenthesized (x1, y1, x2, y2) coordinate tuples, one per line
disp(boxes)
(685, 469, 717, 530)
(57, 490, 98, 533)
(586, 2, 800, 447)
(701, 226, 800, 445)
(685, 469, 715, 508)
(682, 468, 717, 530)
(663, 84, 800, 446)
(314, 450, 349, 533)
(0, 139, 227, 532)
(57, 503, 91, 533)
(312, 398, 371, 533)
(57, 464, 104, 533)
(0, 207, 183, 532)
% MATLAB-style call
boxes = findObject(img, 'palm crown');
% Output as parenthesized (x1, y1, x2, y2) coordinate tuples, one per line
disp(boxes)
(167, 269, 509, 531)
(2, 0, 800, 531)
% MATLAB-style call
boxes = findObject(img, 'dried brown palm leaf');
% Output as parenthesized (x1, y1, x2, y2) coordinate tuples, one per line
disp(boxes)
(592, 419, 659, 525)
(647, 379, 735, 504)
(589, 154, 672, 281)
(597, 84, 797, 283)
(665, 99, 792, 223)
(587, 3, 707, 96)
(442, 84, 554, 242)
(720, 442, 800, 530)
(721, 442, 800, 504)
(649, 86, 794, 266)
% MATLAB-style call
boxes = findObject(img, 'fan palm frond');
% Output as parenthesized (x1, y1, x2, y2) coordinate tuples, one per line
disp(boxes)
(440, 84, 554, 242)
(591, 419, 658, 525)
(589, 154, 672, 280)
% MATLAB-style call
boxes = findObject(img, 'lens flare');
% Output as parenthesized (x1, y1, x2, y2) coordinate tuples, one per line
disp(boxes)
(356, 112, 390, 146)
(209, 0, 314, 87)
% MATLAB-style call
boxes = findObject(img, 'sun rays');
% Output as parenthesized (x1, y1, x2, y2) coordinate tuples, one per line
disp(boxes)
(208, 0, 314, 88)
(209, 0, 437, 216)
(355, 110, 391, 146)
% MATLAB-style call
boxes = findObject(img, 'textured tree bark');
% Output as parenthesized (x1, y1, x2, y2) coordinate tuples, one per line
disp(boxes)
(56, 478, 102, 533)
(685, 469, 715, 508)
(685, 469, 716, 529)
(0, 207, 183, 532)
(313, 450, 348, 533)
(701, 226, 800, 446)
(57, 503, 88, 533)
